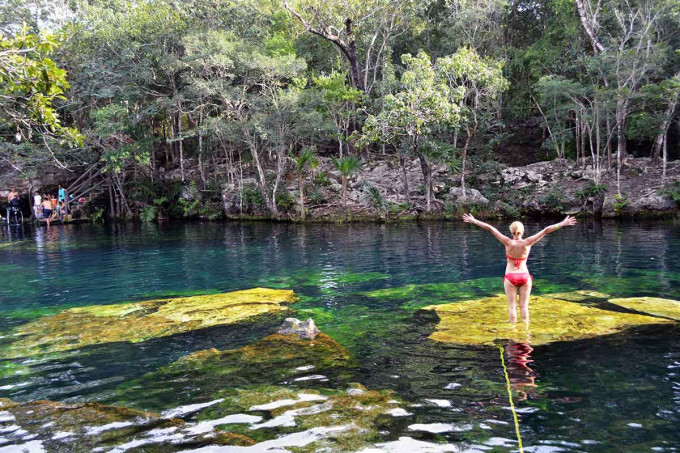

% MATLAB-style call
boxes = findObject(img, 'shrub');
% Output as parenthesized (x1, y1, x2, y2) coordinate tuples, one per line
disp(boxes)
(307, 186, 326, 205)
(578, 181, 608, 200)
(241, 184, 265, 211)
(362, 182, 386, 211)
(614, 194, 629, 214)
(140, 205, 158, 222)
(314, 171, 331, 187)
(539, 189, 566, 212)
(658, 181, 680, 205)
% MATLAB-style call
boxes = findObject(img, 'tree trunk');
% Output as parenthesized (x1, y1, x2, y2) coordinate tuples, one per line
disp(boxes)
(299, 175, 306, 220)
(342, 175, 347, 209)
(653, 100, 677, 161)
(594, 102, 601, 183)
(28, 181, 35, 221)
(246, 132, 272, 214)
(606, 115, 612, 170)
(399, 152, 410, 205)
(575, 110, 581, 164)
(615, 97, 627, 195)
(271, 145, 286, 217)
(177, 107, 185, 183)
(662, 132, 668, 185)
(461, 125, 476, 195)
(415, 138, 433, 213)
(198, 106, 206, 186)
(580, 120, 587, 168)
(574, 0, 606, 54)
(344, 19, 365, 92)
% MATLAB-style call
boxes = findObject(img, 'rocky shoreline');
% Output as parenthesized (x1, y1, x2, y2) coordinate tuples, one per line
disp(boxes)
(3, 156, 678, 223)
(220, 156, 680, 221)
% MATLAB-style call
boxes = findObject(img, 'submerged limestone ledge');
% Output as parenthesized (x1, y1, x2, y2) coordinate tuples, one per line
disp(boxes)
(113, 332, 352, 409)
(6, 288, 298, 358)
(608, 297, 680, 321)
(417, 294, 674, 346)
(194, 383, 411, 452)
(0, 398, 256, 451)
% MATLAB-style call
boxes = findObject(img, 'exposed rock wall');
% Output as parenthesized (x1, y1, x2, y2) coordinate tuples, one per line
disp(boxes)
(220, 156, 679, 219)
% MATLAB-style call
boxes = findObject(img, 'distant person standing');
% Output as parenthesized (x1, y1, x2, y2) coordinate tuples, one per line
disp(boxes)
(33, 191, 42, 218)
(58, 185, 66, 202)
(41, 195, 53, 227)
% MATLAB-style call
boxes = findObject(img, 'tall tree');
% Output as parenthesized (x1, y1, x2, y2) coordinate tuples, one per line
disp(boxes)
(283, 0, 415, 94)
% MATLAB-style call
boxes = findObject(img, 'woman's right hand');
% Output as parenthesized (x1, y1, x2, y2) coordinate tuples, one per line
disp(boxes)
(462, 213, 477, 224)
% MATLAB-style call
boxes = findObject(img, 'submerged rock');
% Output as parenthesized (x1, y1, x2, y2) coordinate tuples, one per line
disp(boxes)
(5, 288, 298, 358)
(417, 295, 673, 346)
(193, 383, 409, 452)
(0, 398, 254, 452)
(608, 297, 680, 321)
(113, 333, 352, 409)
(278, 318, 320, 339)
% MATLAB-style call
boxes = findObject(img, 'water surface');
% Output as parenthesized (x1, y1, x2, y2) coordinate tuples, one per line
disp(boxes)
(0, 220, 678, 451)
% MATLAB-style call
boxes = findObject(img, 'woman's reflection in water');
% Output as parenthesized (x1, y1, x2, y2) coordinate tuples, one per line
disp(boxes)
(506, 340, 537, 401)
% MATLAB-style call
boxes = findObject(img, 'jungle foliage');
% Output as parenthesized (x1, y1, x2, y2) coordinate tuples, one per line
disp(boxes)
(1, 0, 678, 218)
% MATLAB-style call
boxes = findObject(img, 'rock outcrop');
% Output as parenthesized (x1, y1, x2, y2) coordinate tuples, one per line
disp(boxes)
(416, 293, 674, 346)
(5, 288, 299, 358)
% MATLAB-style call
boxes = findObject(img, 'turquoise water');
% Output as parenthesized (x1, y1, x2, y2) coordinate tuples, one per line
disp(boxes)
(0, 220, 679, 451)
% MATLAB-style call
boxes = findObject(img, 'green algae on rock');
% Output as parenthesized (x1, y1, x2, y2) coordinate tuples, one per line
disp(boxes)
(0, 397, 256, 452)
(547, 290, 611, 302)
(5, 288, 298, 358)
(363, 278, 575, 309)
(113, 333, 352, 410)
(418, 295, 673, 346)
(608, 297, 680, 321)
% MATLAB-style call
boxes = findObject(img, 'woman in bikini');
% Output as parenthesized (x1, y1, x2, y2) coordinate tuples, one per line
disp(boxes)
(462, 214, 577, 323)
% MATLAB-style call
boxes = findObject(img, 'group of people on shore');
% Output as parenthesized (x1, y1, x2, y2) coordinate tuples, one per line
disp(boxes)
(6, 185, 67, 227)
(33, 187, 67, 227)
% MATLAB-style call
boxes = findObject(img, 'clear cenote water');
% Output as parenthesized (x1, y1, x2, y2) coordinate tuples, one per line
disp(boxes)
(0, 220, 678, 452)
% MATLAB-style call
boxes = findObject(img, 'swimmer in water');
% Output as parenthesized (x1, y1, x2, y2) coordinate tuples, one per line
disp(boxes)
(462, 214, 577, 323)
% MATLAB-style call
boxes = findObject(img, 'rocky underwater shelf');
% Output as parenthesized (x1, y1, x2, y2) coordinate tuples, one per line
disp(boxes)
(0, 285, 678, 451)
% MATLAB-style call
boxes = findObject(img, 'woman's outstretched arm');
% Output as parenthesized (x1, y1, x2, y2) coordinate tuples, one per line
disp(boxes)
(525, 215, 577, 245)
(462, 213, 511, 245)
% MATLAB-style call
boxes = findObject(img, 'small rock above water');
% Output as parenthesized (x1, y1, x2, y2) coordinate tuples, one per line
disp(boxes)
(277, 318, 320, 339)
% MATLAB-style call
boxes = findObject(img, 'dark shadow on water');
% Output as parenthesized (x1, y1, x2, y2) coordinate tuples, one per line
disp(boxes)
(0, 313, 289, 404)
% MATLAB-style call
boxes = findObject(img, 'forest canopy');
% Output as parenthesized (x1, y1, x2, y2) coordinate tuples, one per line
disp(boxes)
(0, 0, 678, 218)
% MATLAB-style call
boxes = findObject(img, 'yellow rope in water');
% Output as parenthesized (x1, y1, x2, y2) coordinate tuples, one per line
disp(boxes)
(499, 345, 524, 453)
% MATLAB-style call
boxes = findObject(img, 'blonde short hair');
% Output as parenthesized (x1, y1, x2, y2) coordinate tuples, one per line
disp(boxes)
(509, 221, 524, 236)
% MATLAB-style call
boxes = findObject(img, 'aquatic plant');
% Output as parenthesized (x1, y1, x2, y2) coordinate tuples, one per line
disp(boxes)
(4, 288, 299, 358)
(608, 297, 680, 321)
(418, 294, 674, 346)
